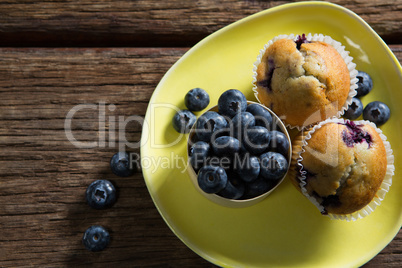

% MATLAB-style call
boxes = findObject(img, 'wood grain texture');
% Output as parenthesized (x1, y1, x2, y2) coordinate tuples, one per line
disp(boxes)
(0, 0, 401, 47)
(0, 46, 401, 267)
(0, 0, 401, 266)
(0, 47, 215, 267)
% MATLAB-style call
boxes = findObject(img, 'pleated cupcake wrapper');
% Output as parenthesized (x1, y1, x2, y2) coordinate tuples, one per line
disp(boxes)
(291, 117, 395, 221)
(252, 33, 358, 131)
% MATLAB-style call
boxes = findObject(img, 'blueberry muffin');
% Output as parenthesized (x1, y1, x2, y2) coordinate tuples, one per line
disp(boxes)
(291, 119, 393, 218)
(253, 34, 356, 129)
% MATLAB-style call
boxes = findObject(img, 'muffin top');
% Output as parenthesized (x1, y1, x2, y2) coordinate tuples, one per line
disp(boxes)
(299, 121, 387, 215)
(255, 36, 351, 128)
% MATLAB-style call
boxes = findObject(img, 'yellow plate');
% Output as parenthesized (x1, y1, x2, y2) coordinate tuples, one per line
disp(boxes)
(141, 1, 402, 267)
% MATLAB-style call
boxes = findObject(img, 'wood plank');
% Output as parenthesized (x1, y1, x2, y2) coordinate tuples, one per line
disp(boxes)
(0, 47, 214, 267)
(0, 0, 401, 47)
(0, 47, 401, 266)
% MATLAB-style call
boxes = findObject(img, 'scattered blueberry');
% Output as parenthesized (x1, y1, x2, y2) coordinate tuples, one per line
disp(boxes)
(172, 109, 196, 133)
(195, 111, 228, 142)
(246, 103, 273, 129)
(355, 71, 373, 98)
(110, 151, 135, 177)
(212, 136, 241, 156)
(268, 131, 290, 157)
(82, 225, 110, 252)
(243, 126, 271, 155)
(343, 97, 363, 120)
(86, 179, 117, 209)
(197, 165, 228, 194)
(259, 152, 288, 181)
(233, 154, 260, 182)
(184, 88, 210, 111)
(363, 101, 390, 126)
(189, 141, 210, 171)
(218, 89, 247, 118)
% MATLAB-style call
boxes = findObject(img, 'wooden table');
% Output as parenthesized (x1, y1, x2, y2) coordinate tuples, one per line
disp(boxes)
(0, 0, 401, 266)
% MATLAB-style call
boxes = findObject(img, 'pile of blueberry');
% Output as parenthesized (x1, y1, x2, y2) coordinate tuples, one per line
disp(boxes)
(187, 89, 290, 200)
(82, 152, 135, 252)
(344, 70, 390, 126)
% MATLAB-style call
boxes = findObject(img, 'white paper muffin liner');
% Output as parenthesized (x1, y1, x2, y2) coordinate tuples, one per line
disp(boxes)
(252, 33, 358, 131)
(291, 117, 394, 221)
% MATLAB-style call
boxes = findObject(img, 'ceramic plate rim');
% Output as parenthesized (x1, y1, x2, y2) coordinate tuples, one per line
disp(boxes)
(141, 1, 402, 267)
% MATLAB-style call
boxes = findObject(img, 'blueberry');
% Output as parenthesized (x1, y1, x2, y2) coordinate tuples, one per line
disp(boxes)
(257, 58, 275, 90)
(86, 179, 117, 209)
(195, 111, 228, 142)
(110, 151, 135, 177)
(197, 165, 228, 194)
(363, 101, 390, 126)
(217, 172, 245, 200)
(342, 120, 372, 147)
(82, 225, 110, 252)
(212, 136, 241, 156)
(243, 126, 271, 155)
(243, 177, 275, 199)
(259, 152, 288, 181)
(246, 103, 273, 129)
(268, 131, 290, 157)
(184, 88, 210, 111)
(206, 155, 233, 171)
(210, 127, 230, 144)
(189, 141, 210, 171)
(343, 97, 363, 120)
(218, 89, 247, 118)
(233, 153, 260, 182)
(295, 33, 310, 50)
(172, 109, 196, 133)
(230, 112, 255, 139)
(355, 71, 373, 98)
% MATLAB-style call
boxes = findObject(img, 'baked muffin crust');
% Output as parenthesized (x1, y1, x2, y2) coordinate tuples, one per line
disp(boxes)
(300, 121, 387, 215)
(255, 38, 351, 128)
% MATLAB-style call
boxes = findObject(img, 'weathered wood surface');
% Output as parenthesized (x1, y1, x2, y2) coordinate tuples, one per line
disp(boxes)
(0, 47, 213, 267)
(0, 0, 401, 266)
(0, 46, 401, 267)
(0, 0, 401, 46)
